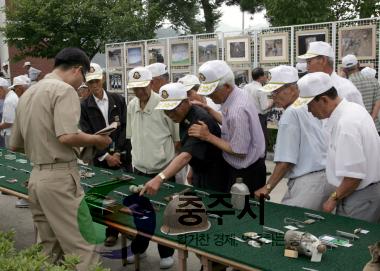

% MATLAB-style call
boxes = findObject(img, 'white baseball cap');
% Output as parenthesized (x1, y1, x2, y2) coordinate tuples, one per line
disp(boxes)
(296, 62, 307, 73)
(86, 62, 103, 82)
(10, 75, 30, 89)
(361, 67, 377, 78)
(0, 77, 9, 88)
(297, 41, 334, 60)
(197, 60, 232, 96)
(342, 54, 358, 68)
(261, 65, 299, 92)
(127, 67, 152, 89)
(155, 83, 187, 110)
(23, 61, 31, 67)
(292, 72, 333, 108)
(178, 75, 200, 92)
(146, 63, 168, 78)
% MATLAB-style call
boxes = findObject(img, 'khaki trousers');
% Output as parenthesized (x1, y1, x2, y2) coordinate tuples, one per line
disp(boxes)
(28, 162, 99, 271)
(281, 170, 335, 211)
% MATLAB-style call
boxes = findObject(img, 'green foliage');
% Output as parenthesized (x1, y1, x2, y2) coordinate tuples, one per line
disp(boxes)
(239, 0, 380, 27)
(2, 0, 162, 60)
(0, 230, 109, 271)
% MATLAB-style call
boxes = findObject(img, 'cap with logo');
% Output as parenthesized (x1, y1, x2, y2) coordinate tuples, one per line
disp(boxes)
(361, 67, 377, 78)
(0, 77, 9, 88)
(261, 65, 299, 92)
(127, 67, 152, 89)
(85, 63, 103, 82)
(178, 75, 200, 92)
(23, 61, 31, 67)
(10, 75, 30, 89)
(297, 41, 334, 61)
(342, 54, 358, 68)
(296, 62, 307, 73)
(146, 63, 168, 78)
(155, 82, 187, 110)
(198, 60, 232, 96)
(292, 72, 333, 108)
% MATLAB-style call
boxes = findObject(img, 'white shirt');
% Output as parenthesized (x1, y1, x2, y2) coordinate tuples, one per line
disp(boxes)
(331, 72, 364, 107)
(93, 90, 109, 126)
(1, 90, 19, 136)
(326, 99, 380, 190)
(244, 81, 272, 115)
(274, 105, 327, 179)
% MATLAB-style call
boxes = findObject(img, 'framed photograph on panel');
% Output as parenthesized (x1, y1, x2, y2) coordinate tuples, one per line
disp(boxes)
(171, 70, 190, 82)
(296, 29, 328, 56)
(197, 39, 218, 64)
(107, 47, 123, 68)
(260, 32, 289, 63)
(225, 36, 250, 63)
(126, 45, 143, 67)
(339, 25, 376, 60)
(233, 69, 251, 87)
(108, 72, 123, 92)
(147, 45, 166, 64)
(170, 41, 191, 66)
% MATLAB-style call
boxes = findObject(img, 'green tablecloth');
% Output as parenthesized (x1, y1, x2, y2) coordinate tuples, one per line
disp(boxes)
(0, 149, 378, 271)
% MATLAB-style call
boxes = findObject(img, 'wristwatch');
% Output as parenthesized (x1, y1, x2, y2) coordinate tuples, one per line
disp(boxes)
(158, 172, 166, 183)
(330, 191, 339, 201)
(266, 183, 273, 192)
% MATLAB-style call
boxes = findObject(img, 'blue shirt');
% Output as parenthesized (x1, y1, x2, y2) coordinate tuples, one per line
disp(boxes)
(274, 105, 327, 179)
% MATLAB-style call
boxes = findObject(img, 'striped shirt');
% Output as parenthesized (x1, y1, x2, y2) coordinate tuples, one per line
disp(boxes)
(348, 71, 380, 131)
(221, 86, 265, 169)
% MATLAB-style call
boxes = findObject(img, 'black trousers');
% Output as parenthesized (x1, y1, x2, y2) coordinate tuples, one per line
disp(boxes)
(131, 168, 175, 258)
(258, 113, 268, 158)
(224, 157, 267, 195)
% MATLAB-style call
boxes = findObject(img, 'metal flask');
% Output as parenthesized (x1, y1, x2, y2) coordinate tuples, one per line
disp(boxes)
(230, 177, 250, 210)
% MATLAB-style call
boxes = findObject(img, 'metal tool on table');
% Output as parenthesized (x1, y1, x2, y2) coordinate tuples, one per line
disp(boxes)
(230, 236, 262, 248)
(194, 189, 210, 197)
(284, 217, 306, 228)
(304, 212, 325, 220)
(336, 230, 360, 240)
(164, 187, 192, 202)
(162, 182, 175, 189)
(263, 226, 285, 235)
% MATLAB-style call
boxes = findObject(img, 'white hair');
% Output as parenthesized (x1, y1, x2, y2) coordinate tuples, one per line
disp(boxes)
(217, 69, 235, 88)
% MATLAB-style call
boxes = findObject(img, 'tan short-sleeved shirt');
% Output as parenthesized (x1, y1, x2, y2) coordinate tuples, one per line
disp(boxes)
(10, 72, 80, 164)
(126, 91, 179, 174)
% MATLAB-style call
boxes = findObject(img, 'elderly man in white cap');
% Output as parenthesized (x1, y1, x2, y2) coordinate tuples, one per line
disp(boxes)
(342, 54, 380, 133)
(298, 72, 380, 223)
(254, 66, 334, 211)
(146, 63, 169, 93)
(10, 75, 31, 97)
(0, 77, 18, 148)
(80, 62, 131, 246)
(188, 60, 266, 194)
(298, 41, 364, 106)
(2, 62, 10, 81)
(141, 82, 227, 194)
(23, 61, 42, 83)
(126, 66, 178, 268)
(361, 67, 377, 79)
(296, 62, 307, 78)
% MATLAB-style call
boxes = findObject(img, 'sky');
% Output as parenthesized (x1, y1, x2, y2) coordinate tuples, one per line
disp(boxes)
(217, 4, 269, 32)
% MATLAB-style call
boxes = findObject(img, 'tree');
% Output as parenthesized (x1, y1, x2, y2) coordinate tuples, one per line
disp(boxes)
(3, 0, 163, 60)
(238, 0, 380, 27)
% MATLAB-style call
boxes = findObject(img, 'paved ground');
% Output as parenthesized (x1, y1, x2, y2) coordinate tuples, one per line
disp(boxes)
(0, 160, 287, 271)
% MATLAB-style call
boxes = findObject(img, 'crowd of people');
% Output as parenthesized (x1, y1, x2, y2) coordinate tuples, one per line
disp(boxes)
(0, 40, 379, 270)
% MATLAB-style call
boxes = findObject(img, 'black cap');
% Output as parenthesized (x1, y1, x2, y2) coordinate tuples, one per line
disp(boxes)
(54, 48, 90, 73)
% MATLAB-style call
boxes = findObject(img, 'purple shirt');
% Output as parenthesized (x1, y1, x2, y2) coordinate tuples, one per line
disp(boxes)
(221, 86, 265, 169)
